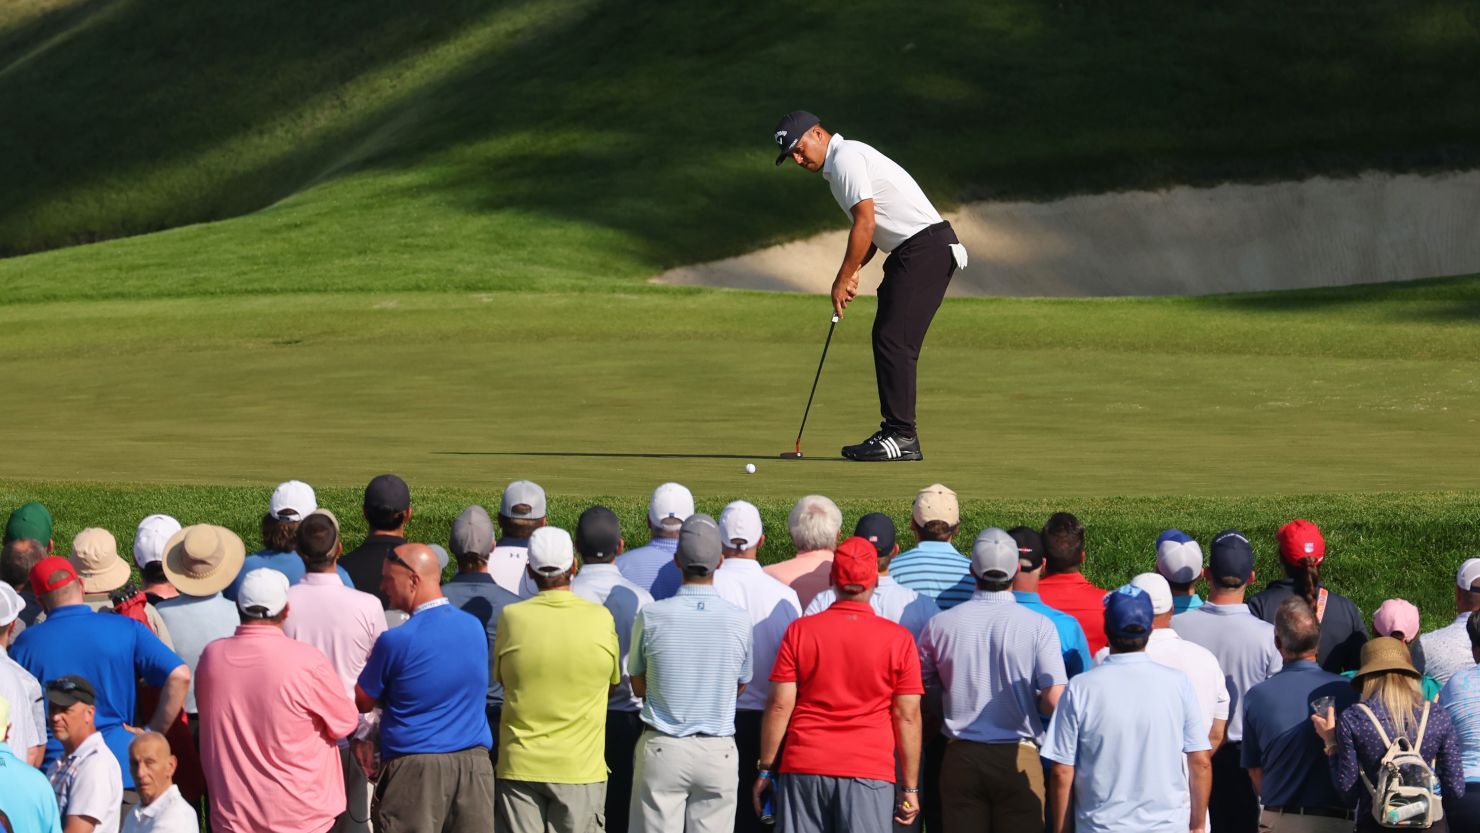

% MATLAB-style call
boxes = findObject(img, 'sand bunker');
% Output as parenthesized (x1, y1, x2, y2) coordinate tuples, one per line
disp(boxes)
(653, 170, 1480, 297)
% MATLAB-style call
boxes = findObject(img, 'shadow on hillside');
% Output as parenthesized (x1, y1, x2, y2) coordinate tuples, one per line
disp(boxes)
(4, 0, 1480, 271)
(1203, 274, 1480, 320)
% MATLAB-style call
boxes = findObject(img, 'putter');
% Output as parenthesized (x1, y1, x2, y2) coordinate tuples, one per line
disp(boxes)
(781, 314, 840, 459)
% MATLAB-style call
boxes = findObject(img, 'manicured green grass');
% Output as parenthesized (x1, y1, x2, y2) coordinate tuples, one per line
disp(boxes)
(2, 0, 1479, 291)
(4, 480, 1475, 631)
(3, 276, 1478, 499)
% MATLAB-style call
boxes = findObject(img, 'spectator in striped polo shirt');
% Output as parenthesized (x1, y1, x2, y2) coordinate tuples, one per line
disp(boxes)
(628, 514, 752, 832)
(889, 484, 970, 611)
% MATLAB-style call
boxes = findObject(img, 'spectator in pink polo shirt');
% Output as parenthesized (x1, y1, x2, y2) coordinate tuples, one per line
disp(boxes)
(196, 569, 359, 833)
(283, 510, 385, 833)
(762, 495, 842, 609)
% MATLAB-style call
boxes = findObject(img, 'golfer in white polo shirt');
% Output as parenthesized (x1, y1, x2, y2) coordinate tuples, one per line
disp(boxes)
(774, 111, 967, 462)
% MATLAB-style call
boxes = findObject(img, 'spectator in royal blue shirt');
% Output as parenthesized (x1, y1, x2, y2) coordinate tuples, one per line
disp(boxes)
(356, 543, 493, 833)
(11, 557, 188, 793)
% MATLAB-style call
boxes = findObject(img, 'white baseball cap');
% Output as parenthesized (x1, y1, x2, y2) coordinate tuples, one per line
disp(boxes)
(269, 480, 317, 522)
(719, 501, 764, 551)
(913, 484, 959, 526)
(527, 527, 575, 574)
(970, 528, 1019, 580)
(1155, 530, 1204, 585)
(500, 480, 547, 520)
(237, 568, 290, 618)
(133, 514, 182, 569)
(1131, 572, 1174, 615)
(0, 582, 24, 627)
(648, 483, 694, 529)
(1458, 558, 1480, 591)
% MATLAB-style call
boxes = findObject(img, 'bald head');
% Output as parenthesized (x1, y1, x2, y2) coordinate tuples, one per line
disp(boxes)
(381, 542, 446, 614)
(129, 731, 177, 804)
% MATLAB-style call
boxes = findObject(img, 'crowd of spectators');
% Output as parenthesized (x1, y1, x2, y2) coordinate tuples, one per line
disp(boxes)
(1, 477, 1478, 833)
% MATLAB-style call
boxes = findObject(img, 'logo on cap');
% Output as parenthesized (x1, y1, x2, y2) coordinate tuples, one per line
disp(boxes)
(775, 130, 787, 146)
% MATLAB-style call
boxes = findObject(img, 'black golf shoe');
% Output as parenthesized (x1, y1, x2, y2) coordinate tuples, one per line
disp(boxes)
(842, 428, 922, 462)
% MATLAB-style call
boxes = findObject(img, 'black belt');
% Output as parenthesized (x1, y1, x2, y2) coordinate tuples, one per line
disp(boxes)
(1265, 806, 1355, 820)
(896, 220, 953, 250)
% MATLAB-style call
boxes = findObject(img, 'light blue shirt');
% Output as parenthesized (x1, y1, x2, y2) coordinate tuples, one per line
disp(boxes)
(617, 538, 679, 595)
(629, 585, 752, 737)
(153, 592, 241, 713)
(920, 590, 1067, 744)
(223, 550, 353, 600)
(0, 740, 63, 833)
(1013, 590, 1094, 678)
(1170, 602, 1282, 742)
(1439, 662, 1480, 782)
(1171, 595, 1204, 615)
(890, 541, 972, 610)
(572, 564, 654, 711)
(1043, 652, 1211, 833)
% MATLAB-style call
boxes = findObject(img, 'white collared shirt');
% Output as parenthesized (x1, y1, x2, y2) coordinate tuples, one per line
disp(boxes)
(803, 576, 938, 639)
(713, 558, 801, 711)
(122, 784, 199, 833)
(821, 133, 943, 252)
(572, 563, 655, 711)
(48, 730, 122, 830)
(0, 644, 45, 756)
(1422, 612, 1476, 686)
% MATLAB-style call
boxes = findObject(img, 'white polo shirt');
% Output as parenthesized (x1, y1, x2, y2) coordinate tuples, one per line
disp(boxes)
(48, 730, 122, 831)
(821, 134, 943, 252)
(122, 783, 199, 833)
(1094, 628, 1230, 733)
(803, 576, 938, 640)
(488, 540, 531, 596)
(0, 645, 45, 756)
(713, 558, 802, 711)
(572, 563, 655, 712)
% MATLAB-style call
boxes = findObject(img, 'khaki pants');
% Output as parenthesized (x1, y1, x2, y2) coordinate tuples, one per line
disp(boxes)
(938, 739, 1045, 833)
(628, 731, 737, 833)
(496, 779, 607, 833)
(1259, 808, 1358, 832)
(374, 747, 495, 833)
(332, 745, 373, 833)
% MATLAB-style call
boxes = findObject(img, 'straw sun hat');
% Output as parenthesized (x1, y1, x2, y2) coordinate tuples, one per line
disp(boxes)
(161, 525, 246, 597)
(1350, 636, 1421, 686)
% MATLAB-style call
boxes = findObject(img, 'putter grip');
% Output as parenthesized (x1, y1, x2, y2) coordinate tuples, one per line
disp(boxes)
(831, 314, 840, 323)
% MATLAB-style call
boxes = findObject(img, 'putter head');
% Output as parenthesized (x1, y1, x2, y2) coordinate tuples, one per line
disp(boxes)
(779, 451, 803, 459)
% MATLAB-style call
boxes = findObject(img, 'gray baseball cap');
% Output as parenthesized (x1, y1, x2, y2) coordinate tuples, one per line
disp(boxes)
(450, 505, 495, 559)
(500, 480, 547, 520)
(676, 513, 723, 576)
(971, 527, 1020, 580)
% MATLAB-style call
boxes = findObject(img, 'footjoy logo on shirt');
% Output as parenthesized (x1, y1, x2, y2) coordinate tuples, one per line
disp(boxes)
(774, 130, 787, 146)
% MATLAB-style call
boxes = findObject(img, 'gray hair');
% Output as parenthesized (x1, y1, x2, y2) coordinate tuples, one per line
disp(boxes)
(787, 495, 842, 552)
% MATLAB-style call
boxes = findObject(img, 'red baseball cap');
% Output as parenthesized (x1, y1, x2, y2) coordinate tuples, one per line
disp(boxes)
(1277, 519, 1325, 566)
(830, 536, 879, 590)
(30, 555, 79, 596)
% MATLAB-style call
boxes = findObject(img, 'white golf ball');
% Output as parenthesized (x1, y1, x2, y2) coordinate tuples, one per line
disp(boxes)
(745, 463, 757, 474)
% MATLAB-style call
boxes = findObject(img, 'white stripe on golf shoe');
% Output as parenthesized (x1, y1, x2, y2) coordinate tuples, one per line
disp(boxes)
(882, 437, 901, 458)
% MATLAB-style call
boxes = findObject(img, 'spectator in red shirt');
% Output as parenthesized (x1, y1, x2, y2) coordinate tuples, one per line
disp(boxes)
(1036, 513, 1110, 654)
(753, 536, 924, 833)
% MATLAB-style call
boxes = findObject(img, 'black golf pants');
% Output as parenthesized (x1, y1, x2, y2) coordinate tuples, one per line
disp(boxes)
(873, 221, 959, 437)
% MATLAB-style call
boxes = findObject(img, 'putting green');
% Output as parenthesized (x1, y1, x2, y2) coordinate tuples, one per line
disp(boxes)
(5, 278, 1478, 500)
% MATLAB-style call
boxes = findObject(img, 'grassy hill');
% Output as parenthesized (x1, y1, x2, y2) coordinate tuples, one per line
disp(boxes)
(3, 0, 1479, 296)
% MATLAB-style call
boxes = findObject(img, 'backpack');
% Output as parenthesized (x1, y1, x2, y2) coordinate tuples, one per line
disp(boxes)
(1355, 702, 1445, 828)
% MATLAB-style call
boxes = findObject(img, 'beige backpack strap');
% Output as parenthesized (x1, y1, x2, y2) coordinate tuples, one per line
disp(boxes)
(1415, 701, 1431, 749)
(1355, 703, 1393, 748)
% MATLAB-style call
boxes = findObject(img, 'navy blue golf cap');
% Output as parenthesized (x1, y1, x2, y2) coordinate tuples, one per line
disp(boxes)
(773, 111, 820, 165)
(1103, 584, 1154, 638)
(853, 512, 896, 559)
(1209, 529, 1256, 582)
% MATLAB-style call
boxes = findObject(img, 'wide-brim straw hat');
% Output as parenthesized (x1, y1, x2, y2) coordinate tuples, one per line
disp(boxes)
(162, 525, 246, 597)
(1351, 636, 1421, 686)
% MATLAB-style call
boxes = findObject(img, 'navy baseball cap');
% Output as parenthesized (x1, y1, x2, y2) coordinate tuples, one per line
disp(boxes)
(773, 111, 820, 166)
(1008, 526, 1045, 571)
(1209, 529, 1256, 582)
(853, 513, 896, 559)
(1103, 584, 1155, 638)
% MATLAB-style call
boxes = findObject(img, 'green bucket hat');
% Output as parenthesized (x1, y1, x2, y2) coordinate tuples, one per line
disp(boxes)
(4, 501, 53, 544)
